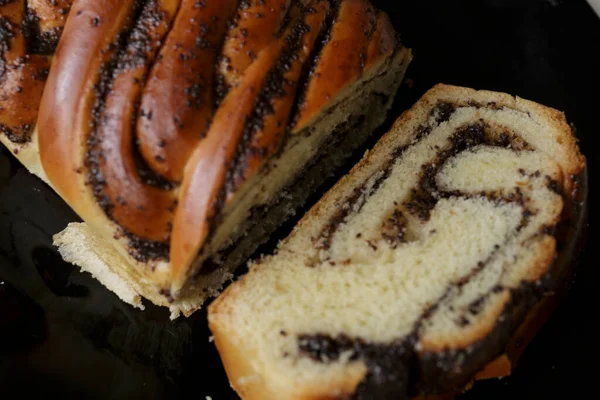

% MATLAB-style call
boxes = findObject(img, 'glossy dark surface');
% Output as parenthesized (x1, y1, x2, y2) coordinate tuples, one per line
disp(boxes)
(1, 0, 598, 398)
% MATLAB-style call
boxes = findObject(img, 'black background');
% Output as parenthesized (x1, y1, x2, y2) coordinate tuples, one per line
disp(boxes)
(1, 0, 598, 398)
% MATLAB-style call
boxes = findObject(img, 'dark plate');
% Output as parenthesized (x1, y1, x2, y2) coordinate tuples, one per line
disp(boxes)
(1, 0, 598, 398)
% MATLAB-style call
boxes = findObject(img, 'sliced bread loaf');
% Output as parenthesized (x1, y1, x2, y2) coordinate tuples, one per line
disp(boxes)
(208, 84, 586, 399)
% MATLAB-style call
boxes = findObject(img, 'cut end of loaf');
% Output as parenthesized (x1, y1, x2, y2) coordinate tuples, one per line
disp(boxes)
(208, 84, 586, 400)
(53, 223, 145, 310)
(53, 222, 218, 320)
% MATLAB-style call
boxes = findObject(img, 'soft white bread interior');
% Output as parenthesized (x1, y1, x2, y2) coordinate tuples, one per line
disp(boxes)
(208, 84, 585, 399)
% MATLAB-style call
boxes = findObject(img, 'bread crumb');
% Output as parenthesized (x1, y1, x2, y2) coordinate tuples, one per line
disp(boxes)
(208, 336, 214, 343)
(206, 396, 212, 400)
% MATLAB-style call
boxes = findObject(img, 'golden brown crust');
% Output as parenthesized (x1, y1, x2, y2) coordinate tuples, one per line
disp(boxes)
(0, 0, 50, 144)
(90, 0, 180, 242)
(170, 1, 330, 291)
(293, 0, 379, 131)
(170, 41, 282, 287)
(218, 0, 292, 91)
(227, 1, 330, 196)
(136, 0, 238, 183)
(37, 0, 137, 220)
(365, 11, 397, 69)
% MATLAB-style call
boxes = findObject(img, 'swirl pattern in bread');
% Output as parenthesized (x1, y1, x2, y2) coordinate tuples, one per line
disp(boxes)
(208, 84, 586, 399)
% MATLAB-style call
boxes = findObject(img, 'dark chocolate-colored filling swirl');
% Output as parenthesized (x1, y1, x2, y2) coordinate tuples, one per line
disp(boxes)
(313, 108, 535, 253)
(294, 110, 584, 399)
(312, 101, 457, 252)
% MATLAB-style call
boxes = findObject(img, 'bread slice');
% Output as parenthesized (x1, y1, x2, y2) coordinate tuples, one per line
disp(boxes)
(1, 0, 412, 317)
(208, 84, 586, 399)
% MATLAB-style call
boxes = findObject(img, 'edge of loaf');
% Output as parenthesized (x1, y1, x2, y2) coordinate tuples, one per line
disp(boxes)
(207, 83, 587, 399)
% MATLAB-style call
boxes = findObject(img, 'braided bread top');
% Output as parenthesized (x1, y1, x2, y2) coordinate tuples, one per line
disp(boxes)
(33, 0, 401, 294)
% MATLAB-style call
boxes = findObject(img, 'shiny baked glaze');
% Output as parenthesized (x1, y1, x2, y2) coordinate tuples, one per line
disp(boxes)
(136, 0, 238, 183)
(36, 0, 400, 293)
(38, 0, 139, 217)
(217, 0, 291, 94)
(227, 2, 330, 199)
(0, 0, 74, 145)
(293, 0, 382, 131)
(0, 0, 50, 144)
(89, 0, 180, 242)
(170, 0, 330, 284)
